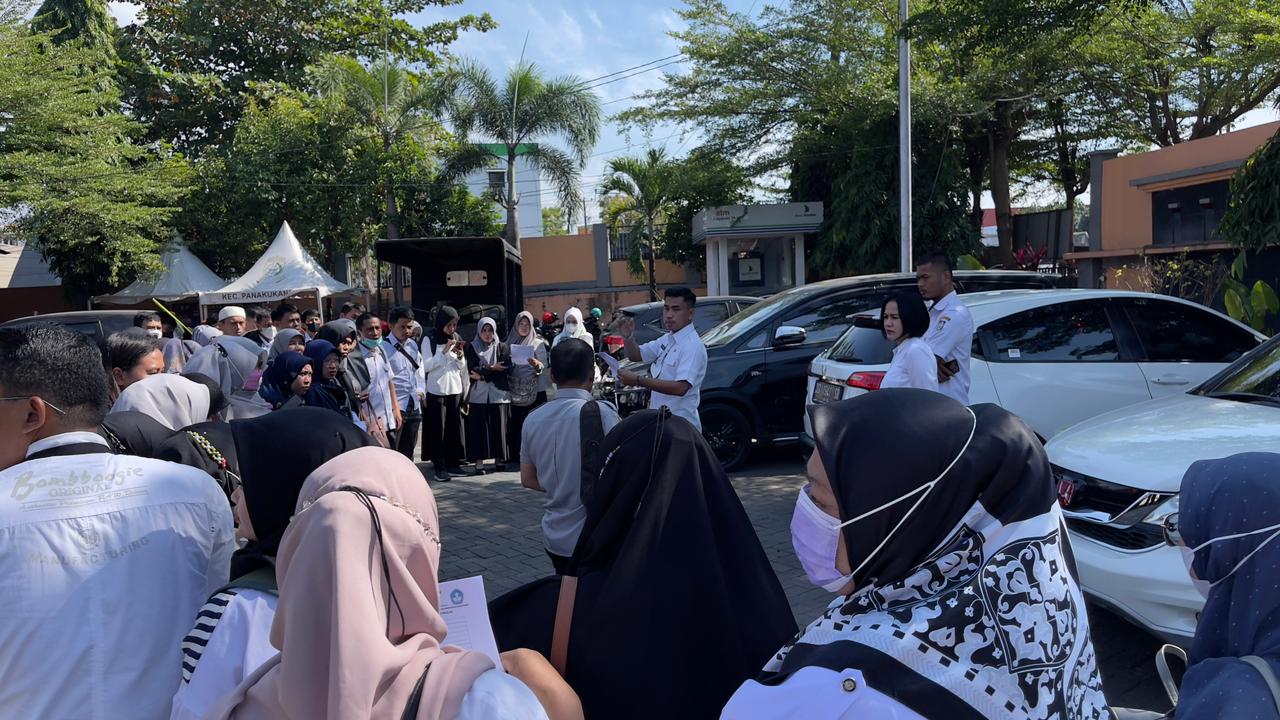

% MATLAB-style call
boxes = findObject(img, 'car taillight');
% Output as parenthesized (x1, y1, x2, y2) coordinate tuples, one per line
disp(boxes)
(846, 371, 885, 390)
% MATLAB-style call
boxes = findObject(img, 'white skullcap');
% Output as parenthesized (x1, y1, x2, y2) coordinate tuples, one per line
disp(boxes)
(217, 306, 246, 321)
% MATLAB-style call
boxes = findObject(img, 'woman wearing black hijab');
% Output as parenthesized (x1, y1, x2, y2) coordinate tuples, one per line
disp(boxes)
(722, 389, 1109, 720)
(155, 421, 241, 503)
(420, 305, 470, 480)
(98, 411, 174, 457)
(489, 409, 797, 719)
(171, 407, 377, 720)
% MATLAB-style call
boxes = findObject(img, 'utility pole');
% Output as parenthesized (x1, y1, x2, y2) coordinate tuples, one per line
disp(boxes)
(898, 0, 913, 274)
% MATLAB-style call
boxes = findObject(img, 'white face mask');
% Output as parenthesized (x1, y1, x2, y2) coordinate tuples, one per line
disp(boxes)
(259, 326, 277, 341)
(566, 322, 579, 334)
(1180, 521, 1280, 600)
(146, 329, 163, 339)
(831, 408, 978, 582)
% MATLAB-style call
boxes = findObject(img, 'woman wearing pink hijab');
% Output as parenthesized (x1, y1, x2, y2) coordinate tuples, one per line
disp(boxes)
(206, 446, 581, 720)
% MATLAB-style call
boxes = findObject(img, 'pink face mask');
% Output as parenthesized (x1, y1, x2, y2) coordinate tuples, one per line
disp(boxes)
(242, 368, 265, 392)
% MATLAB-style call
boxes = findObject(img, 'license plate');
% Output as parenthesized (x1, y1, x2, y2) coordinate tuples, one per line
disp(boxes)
(812, 380, 844, 404)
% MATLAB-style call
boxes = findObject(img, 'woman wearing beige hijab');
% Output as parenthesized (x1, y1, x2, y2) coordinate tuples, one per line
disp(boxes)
(207, 446, 581, 720)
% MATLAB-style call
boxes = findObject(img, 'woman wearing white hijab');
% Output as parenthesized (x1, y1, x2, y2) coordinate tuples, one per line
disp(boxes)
(552, 307, 594, 349)
(506, 311, 548, 461)
(464, 317, 511, 472)
(267, 328, 305, 362)
(185, 336, 272, 421)
(110, 374, 212, 431)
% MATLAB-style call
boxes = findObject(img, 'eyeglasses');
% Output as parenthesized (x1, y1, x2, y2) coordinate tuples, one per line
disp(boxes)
(0, 396, 66, 414)
(1163, 512, 1182, 547)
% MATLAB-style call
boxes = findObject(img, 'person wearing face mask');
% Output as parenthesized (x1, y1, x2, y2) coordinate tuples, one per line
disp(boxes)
(553, 307, 594, 350)
(353, 311, 400, 447)
(0, 323, 235, 720)
(464, 317, 512, 472)
(723, 388, 1110, 720)
(1152, 453, 1280, 719)
(301, 308, 322, 340)
(491, 409, 795, 720)
(184, 336, 272, 420)
(878, 291, 939, 392)
(134, 310, 165, 338)
(243, 307, 275, 350)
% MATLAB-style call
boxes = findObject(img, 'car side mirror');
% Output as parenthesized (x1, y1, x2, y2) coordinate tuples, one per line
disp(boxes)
(774, 325, 806, 347)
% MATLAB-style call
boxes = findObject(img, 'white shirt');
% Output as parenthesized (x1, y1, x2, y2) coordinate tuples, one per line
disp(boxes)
(170, 589, 279, 720)
(383, 335, 426, 411)
(421, 337, 469, 397)
(520, 389, 621, 556)
(360, 343, 398, 430)
(722, 667, 926, 720)
(639, 322, 709, 430)
(880, 337, 940, 392)
(923, 290, 975, 405)
(0, 432, 235, 720)
(458, 669, 551, 720)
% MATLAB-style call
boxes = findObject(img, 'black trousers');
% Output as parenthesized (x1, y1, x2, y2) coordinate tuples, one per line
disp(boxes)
(466, 402, 510, 465)
(395, 402, 422, 460)
(508, 392, 548, 461)
(424, 393, 464, 472)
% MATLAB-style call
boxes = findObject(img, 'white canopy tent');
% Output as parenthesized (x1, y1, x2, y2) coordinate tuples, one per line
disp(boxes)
(92, 238, 226, 304)
(199, 221, 353, 318)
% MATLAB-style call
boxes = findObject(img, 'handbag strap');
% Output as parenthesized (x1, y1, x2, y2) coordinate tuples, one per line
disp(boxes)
(550, 575, 578, 677)
(401, 661, 431, 720)
(1241, 656, 1280, 715)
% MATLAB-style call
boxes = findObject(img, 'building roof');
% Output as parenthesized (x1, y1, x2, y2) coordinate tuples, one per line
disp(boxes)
(0, 243, 60, 289)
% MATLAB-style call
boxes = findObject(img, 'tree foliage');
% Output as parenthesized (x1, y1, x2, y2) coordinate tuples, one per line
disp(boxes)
(541, 207, 568, 236)
(116, 0, 494, 154)
(30, 0, 117, 56)
(450, 60, 602, 244)
(601, 149, 679, 296)
(0, 18, 191, 300)
(1218, 129, 1280, 252)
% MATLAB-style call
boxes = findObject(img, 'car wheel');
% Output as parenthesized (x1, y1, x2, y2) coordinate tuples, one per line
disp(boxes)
(701, 404, 752, 471)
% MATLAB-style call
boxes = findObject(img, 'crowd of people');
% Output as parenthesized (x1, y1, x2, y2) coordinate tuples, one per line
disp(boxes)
(0, 265, 1274, 719)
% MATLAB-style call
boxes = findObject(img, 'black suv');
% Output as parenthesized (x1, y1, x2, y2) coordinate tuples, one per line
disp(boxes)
(615, 271, 1067, 468)
(602, 295, 759, 351)
(0, 310, 141, 345)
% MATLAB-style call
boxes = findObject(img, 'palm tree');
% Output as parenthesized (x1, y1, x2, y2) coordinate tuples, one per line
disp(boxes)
(314, 57, 449, 301)
(450, 60, 601, 245)
(600, 149, 677, 301)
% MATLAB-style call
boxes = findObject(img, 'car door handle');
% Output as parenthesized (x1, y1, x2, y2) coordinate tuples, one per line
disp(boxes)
(1152, 375, 1191, 386)
(749, 369, 763, 377)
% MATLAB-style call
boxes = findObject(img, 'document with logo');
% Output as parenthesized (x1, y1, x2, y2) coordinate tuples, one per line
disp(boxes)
(510, 344, 535, 365)
(438, 575, 502, 667)
(597, 352, 620, 379)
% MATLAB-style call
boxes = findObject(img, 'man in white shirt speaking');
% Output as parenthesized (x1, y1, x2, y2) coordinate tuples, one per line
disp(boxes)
(617, 286, 709, 430)
(916, 253, 976, 405)
(0, 323, 235, 720)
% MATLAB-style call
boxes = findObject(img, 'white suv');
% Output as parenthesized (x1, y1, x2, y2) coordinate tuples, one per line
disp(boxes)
(803, 289, 1264, 442)
(1047, 333, 1280, 642)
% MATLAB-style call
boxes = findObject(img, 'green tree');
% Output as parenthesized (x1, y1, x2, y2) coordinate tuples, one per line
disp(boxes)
(0, 18, 192, 301)
(657, 147, 752, 271)
(1081, 0, 1280, 147)
(398, 177, 503, 238)
(450, 60, 602, 245)
(1217, 130, 1280, 332)
(116, 0, 494, 154)
(541, 206, 568, 236)
(313, 57, 451, 246)
(600, 149, 678, 301)
(30, 0, 116, 56)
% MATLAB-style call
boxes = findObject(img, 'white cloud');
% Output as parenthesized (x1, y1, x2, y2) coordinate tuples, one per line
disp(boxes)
(107, 1, 140, 26)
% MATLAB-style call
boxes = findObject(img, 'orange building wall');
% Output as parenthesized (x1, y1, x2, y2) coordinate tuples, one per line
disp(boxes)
(608, 259, 688, 287)
(1100, 122, 1280, 251)
(519, 234, 597, 286)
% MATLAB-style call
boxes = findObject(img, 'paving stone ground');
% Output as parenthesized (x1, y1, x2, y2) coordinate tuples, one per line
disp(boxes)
(427, 447, 1172, 714)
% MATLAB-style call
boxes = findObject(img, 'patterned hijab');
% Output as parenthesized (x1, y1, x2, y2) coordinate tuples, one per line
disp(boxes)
(758, 389, 1109, 720)
(207, 447, 494, 720)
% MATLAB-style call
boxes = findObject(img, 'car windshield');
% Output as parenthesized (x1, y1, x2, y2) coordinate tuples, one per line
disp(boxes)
(827, 319, 896, 364)
(701, 285, 824, 347)
(1196, 335, 1280, 403)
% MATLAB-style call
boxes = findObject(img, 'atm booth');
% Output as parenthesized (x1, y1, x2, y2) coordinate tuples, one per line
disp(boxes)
(693, 202, 823, 296)
(376, 236, 523, 339)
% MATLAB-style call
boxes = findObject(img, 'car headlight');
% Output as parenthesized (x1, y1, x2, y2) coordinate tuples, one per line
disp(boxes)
(1142, 494, 1179, 526)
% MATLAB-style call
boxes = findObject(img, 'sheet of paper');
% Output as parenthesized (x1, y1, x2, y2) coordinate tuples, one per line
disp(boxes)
(597, 352, 620, 379)
(510, 344, 534, 365)
(438, 575, 502, 667)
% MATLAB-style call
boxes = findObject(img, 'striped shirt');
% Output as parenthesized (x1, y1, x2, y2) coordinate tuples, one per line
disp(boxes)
(181, 590, 239, 682)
